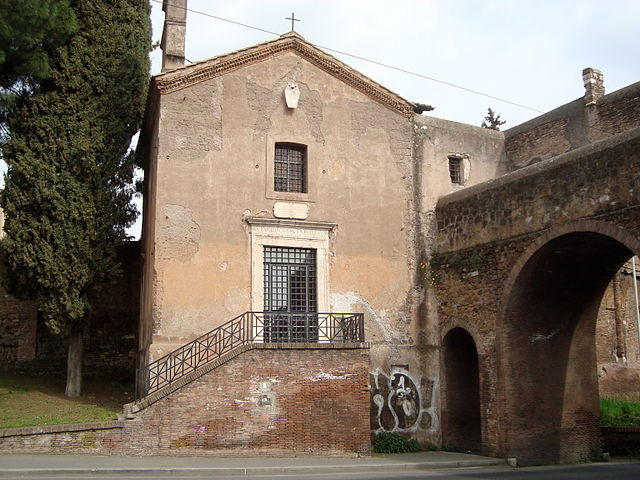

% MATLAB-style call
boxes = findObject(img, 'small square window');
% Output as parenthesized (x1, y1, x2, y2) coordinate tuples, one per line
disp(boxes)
(448, 156, 463, 185)
(275, 143, 307, 193)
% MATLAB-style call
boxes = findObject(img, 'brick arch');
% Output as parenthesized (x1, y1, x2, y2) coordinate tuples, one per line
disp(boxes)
(441, 326, 482, 452)
(496, 219, 638, 464)
(500, 219, 640, 315)
(440, 321, 486, 356)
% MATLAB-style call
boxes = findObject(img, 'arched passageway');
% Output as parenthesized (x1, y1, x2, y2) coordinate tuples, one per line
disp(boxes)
(442, 327, 481, 452)
(502, 231, 635, 464)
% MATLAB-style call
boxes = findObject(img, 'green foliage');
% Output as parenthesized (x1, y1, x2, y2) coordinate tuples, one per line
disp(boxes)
(373, 432, 421, 453)
(441, 444, 466, 452)
(0, 0, 151, 335)
(600, 398, 640, 427)
(0, 0, 78, 139)
(421, 250, 487, 286)
(481, 107, 506, 131)
(0, 0, 77, 90)
(419, 253, 443, 286)
(466, 251, 486, 271)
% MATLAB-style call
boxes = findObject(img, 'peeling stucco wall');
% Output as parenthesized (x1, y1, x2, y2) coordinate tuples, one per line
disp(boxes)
(143, 52, 419, 364)
(140, 48, 509, 445)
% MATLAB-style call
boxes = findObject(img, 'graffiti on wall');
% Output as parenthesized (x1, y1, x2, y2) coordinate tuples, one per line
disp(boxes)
(370, 368, 437, 433)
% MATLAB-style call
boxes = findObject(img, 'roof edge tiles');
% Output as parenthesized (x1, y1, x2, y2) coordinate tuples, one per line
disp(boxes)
(152, 33, 415, 118)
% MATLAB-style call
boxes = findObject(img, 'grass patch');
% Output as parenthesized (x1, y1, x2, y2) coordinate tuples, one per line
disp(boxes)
(373, 432, 421, 453)
(0, 374, 132, 429)
(600, 397, 640, 427)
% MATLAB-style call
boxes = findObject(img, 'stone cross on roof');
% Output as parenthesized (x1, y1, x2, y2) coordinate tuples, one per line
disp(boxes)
(285, 12, 300, 32)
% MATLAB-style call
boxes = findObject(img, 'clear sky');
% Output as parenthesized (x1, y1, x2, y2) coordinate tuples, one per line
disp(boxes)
(149, 0, 640, 128)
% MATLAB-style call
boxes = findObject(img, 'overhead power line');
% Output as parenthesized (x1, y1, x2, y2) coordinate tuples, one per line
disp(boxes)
(152, 0, 545, 113)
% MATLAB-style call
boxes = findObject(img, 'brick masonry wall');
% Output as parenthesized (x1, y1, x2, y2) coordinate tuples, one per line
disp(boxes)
(433, 128, 640, 463)
(504, 81, 640, 170)
(596, 264, 640, 401)
(0, 287, 36, 363)
(505, 116, 572, 169)
(0, 347, 371, 455)
(5, 241, 141, 376)
(436, 128, 640, 254)
(596, 267, 640, 364)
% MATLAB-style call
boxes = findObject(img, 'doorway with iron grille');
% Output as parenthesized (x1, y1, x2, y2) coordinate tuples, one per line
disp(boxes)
(263, 246, 318, 342)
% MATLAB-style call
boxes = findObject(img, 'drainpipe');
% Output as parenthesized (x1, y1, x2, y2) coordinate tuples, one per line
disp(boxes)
(632, 257, 640, 357)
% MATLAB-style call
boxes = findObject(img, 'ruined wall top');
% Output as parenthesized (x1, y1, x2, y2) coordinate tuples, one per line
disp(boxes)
(504, 69, 640, 170)
(583, 67, 605, 105)
(436, 127, 640, 253)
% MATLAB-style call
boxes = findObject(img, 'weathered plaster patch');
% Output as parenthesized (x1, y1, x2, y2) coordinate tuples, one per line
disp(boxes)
(308, 371, 355, 382)
(349, 100, 412, 165)
(158, 204, 201, 262)
(223, 287, 248, 316)
(331, 291, 411, 344)
(159, 305, 210, 342)
(165, 78, 223, 153)
(151, 266, 164, 335)
(246, 80, 273, 137)
(298, 83, 324, 144)
(245, 61, 324, 143)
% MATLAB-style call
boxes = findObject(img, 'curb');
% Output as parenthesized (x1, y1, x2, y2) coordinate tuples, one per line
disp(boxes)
(0, 458, 505, 477)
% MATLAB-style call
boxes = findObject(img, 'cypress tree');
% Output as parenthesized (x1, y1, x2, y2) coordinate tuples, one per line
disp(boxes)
(0, 0, 151, 396)
(0, 0, 78, 90)
(0, 0, 78, 140)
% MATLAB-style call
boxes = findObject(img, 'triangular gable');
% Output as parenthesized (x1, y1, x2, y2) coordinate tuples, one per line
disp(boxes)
(152, 32, 415, 118)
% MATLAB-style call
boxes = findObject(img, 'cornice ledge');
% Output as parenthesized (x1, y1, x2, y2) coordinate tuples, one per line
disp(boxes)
(245, 216, 337, 231)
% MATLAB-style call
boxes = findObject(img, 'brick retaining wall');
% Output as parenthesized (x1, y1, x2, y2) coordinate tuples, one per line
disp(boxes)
(601, 426, 640, 456)
(0, 345, 371, 455)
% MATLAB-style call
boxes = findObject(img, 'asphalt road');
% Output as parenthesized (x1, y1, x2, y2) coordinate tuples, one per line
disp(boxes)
(6, 462, 640, 480)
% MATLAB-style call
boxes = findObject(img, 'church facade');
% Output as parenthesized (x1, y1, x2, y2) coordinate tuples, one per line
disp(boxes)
(137, 0, 506, 449)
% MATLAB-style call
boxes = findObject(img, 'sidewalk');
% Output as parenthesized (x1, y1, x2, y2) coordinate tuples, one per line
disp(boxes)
(0, 451, 505, 477)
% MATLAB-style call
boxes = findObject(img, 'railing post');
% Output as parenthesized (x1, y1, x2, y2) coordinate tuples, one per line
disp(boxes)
(288, 313, 292, 343)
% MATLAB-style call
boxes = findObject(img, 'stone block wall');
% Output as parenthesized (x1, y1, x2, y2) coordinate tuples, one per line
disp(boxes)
(0, 346, 371, 455)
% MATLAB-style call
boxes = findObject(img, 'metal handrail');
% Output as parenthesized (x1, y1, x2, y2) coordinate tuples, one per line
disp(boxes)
(136, 311, 365, 399)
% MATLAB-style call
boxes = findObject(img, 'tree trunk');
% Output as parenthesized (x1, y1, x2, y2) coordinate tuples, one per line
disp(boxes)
(65, 326, 84, 397)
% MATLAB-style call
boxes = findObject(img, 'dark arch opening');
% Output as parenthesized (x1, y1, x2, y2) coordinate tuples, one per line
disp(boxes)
(502, 231, 634, 464)
(442, 327, 481, 452)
